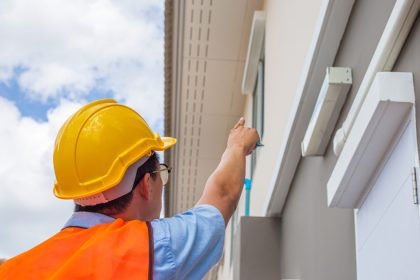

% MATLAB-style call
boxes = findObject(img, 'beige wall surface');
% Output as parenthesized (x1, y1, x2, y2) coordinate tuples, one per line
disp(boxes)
(217, 0, 324, 279)
(277, 0, 398, 279)
(249, 0, 324, 216)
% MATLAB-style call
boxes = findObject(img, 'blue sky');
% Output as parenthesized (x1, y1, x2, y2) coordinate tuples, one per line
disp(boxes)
(0, 78, 54, 122)
(0, 0, 165, 258)
(0, 75, 115, 122)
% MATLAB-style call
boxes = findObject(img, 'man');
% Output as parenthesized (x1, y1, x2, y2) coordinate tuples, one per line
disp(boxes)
(0, 99, 259, 279)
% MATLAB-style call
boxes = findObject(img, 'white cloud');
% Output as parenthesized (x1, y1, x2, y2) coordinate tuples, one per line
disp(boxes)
(0, 0, 164, 125)
(0, 97, 85, 257)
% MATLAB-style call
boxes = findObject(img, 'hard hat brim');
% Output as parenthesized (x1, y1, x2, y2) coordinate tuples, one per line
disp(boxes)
(161, 137, 177, 150)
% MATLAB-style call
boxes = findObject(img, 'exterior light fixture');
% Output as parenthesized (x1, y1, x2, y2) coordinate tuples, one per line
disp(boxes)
(301, 67, 352, 157)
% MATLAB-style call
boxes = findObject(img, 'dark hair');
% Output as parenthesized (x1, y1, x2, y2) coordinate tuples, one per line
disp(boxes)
(75, 153, 160, 216)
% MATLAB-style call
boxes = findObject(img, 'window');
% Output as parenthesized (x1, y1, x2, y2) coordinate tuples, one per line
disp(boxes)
(251, 60, 264, 178)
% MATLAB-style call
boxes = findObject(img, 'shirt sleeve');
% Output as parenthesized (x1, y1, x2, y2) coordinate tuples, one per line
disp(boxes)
(151, 204, 225, 280)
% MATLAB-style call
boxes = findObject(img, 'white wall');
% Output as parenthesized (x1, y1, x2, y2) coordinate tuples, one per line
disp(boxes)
(249, 0, 323, 215)
(216, 1, 324, 279)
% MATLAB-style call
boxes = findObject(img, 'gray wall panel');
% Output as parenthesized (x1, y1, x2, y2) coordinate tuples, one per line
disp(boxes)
(278, 0, 398, 279)
(234, 217, 281, 280)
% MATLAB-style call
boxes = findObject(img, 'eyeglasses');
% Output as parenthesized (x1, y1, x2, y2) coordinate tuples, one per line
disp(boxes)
(151, 163, 172, 185)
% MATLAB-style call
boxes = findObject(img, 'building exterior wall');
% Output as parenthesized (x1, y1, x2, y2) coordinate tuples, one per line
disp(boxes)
(333, 0, 399, 126)
(277, 0, 397, 279)
(216, 0, 324, 279)
(166, 0, 264, 217)
(214, 0, 415, 279)
(249, 0, 324, 216)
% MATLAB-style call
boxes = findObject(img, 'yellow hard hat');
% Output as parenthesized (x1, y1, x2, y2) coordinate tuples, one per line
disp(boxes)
(53, 99, 176, 200)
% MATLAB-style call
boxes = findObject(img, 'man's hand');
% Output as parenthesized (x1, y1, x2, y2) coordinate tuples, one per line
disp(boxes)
(227, 117, 260, 155)
(197, 117, 260, 224)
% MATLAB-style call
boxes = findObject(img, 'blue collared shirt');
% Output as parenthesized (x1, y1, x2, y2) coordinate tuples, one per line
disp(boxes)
(63, 205, 225, 280)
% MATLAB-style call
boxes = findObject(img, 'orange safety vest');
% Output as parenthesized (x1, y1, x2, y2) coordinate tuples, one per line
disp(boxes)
(0, 218, 153, 280)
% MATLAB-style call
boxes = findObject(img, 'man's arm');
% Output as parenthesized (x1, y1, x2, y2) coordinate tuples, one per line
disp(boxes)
(197, 117, 259, 225)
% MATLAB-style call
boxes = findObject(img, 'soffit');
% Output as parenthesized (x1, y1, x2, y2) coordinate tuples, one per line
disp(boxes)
(169, 0, 263, 214)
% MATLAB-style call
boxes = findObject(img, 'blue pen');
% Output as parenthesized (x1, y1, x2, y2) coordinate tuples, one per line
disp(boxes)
(256, 141, 264, 147)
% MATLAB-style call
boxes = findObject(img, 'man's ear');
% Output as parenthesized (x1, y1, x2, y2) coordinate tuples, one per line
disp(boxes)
(136, 173, 151, 200)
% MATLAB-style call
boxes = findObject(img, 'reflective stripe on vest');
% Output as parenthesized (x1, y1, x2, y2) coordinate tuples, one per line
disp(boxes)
(0, 218, 153, 280)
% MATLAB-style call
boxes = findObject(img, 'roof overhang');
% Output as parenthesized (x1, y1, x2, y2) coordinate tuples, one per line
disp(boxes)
(164, 0, 263, 215)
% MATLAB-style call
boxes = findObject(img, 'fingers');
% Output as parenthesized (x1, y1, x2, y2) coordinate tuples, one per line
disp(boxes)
(229, 118, 260, 155)
(233, 117, 245, 129)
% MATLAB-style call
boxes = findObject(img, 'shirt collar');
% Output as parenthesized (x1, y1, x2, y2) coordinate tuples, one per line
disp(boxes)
(63, 211, 115, 229)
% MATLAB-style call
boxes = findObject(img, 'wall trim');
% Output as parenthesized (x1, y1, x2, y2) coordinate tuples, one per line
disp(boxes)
(327, 72, 415, 208)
